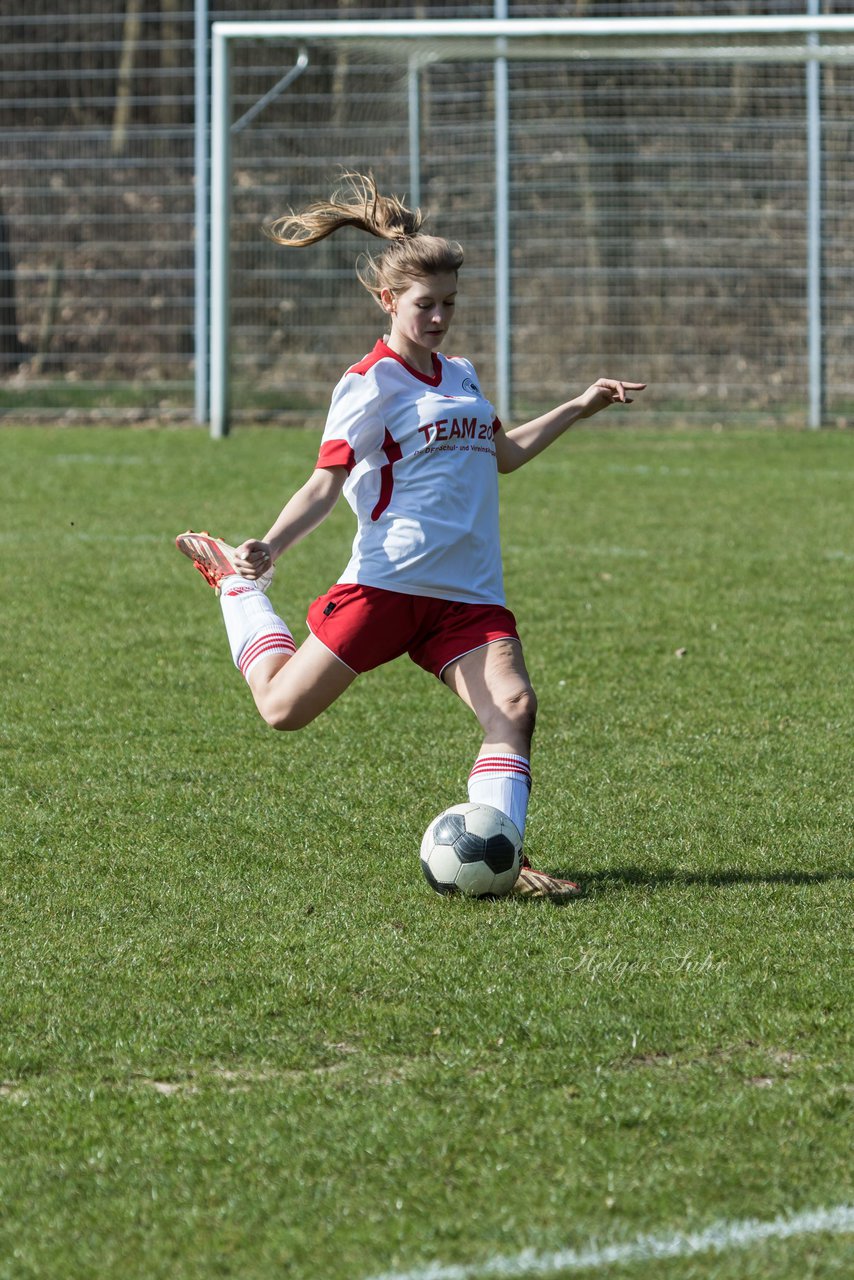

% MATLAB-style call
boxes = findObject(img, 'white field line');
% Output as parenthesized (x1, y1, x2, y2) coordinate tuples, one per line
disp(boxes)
(66, 531, 165, 543)
(0, 532, 164, 543)
(53, 453, 146, 465)
(365, 1204, 854, 1280)
(502, 544, 650, 559)
(605, 463, 852, 481)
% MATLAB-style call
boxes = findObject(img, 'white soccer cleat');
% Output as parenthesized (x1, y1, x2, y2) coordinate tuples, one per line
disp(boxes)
(175, 530, 273, 593)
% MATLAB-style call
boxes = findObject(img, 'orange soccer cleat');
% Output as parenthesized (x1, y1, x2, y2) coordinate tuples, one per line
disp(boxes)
(175, 530, 273, 593)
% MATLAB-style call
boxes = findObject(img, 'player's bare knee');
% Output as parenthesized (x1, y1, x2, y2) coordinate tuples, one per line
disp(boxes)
(486, 684, 537, 738)
(253, 689, 301, 732)
(265, 708, 296, 731)
(267, 702, 316, 732)
(508, 685, 538, 736)
(269, 695, 326, 732)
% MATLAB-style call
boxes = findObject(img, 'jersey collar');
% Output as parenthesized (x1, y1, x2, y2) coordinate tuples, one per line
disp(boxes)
(375, 338, 442, 386)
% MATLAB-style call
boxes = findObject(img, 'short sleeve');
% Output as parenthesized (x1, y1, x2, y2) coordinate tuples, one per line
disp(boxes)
(316, 369, 385, 473)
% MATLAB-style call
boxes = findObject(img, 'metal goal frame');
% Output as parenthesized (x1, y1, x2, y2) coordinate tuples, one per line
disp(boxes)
(205, 13, 854, 437)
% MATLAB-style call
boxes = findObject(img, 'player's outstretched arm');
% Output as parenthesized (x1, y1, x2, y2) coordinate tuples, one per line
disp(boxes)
(231, 466, 348, 580)
(495, 378, 646, 474)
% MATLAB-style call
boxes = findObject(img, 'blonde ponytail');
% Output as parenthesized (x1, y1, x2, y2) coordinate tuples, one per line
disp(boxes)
(264, 171, 423, 248)
(264, 170, 463, 305)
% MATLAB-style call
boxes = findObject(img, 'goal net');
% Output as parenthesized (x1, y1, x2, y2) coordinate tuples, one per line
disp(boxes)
(208, 17, 854, 435)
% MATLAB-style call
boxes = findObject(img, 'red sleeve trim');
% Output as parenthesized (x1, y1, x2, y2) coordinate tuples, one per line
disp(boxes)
(316, 439, 357, 474)
(493, 418, 502, 434)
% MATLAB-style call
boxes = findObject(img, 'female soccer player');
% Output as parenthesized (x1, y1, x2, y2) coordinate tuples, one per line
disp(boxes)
(177, 173, 645, 899)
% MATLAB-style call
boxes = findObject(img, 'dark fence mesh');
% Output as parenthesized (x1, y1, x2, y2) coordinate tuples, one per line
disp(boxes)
(2, 2, 852, 425)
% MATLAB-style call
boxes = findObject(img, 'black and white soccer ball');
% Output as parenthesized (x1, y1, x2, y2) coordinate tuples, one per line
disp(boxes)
(420, 803, 522, 898)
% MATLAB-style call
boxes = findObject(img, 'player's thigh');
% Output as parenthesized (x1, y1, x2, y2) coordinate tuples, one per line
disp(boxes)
(442, 637, 535, 723)
(252, 634, 358, 730)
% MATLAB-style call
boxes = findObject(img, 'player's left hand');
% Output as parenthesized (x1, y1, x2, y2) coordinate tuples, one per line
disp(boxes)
(233, 538, 274, 579)
(577, 378, 647, 418)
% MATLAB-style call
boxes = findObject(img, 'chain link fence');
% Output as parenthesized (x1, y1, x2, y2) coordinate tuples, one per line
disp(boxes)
(2, 2, 853, 425)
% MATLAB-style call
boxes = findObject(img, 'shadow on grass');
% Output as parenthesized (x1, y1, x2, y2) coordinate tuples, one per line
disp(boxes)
(563, 866, 853, 895)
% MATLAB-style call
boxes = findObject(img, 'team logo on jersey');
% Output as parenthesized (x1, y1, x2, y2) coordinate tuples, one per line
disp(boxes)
(418, 417, 495, 444)
(462, 377, 480, 394)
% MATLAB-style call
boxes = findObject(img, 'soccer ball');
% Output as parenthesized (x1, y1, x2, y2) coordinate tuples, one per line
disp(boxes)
(420, 803, 522, 898)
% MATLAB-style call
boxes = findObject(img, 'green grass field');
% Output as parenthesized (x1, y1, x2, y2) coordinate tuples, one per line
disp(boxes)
(1, 424, 851, 1280)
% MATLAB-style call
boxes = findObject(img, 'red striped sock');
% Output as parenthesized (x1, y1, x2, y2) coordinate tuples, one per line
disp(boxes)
(238, 629, 296, 679)
(219, 577, 296, 681)
(467, 752, 532, 838)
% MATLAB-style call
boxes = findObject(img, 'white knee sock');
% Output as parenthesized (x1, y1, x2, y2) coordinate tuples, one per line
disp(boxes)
(219, 577, 295, 681)
(467, 751, 532, 838)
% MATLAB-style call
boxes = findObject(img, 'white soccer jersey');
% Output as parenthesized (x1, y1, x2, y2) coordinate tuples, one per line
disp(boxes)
(316, 339, 504, 604)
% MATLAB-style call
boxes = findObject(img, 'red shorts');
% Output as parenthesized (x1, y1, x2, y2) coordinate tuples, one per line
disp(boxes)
(306, 583, 520, 680)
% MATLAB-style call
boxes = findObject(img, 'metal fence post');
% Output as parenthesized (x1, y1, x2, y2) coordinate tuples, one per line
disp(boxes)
(194, 0, 209, 425)
(806, 0, 824, 429)
(408, 57, 422, 210)
(209, 27, 231, 439)
(494, 1, 511, 423)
